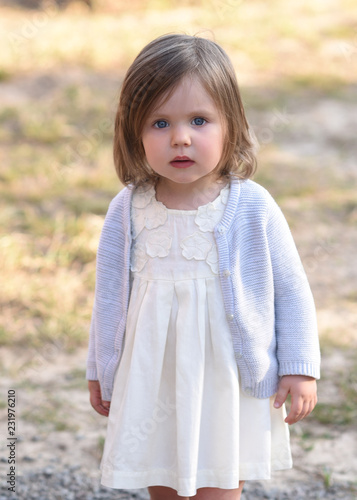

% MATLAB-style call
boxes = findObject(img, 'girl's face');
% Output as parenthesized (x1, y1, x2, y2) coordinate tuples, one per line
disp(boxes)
(141, 76, 225, 194)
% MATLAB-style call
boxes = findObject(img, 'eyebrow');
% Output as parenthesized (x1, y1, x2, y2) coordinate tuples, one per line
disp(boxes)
(149, 109, 217, 119)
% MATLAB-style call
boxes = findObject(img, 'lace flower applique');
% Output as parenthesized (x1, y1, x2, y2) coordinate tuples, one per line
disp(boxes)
(146, 229, 172, 258)
(131, 185, 153, 209)
(180, 232, 212, 261)
(206, 245, 219, 274)
(220, 185, 229, 205)
(195, 185, 229, 232)
(130, 242, 148, 272)
(131, 187, 167, 239)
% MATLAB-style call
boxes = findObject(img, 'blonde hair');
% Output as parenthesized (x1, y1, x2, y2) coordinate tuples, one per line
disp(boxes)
(114, 33, 257, 186)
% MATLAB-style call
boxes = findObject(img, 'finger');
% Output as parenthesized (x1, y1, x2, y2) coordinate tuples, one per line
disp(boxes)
(297, 399, 310, 422)
(304, 399, 316, 419)
(90, 394, 110, 416)
(102, 400, 111, 412)
(90, 393, 102, 409)
(285, 398, 304, 424)
(298, 395, 318, 422)
(274, 385, 289, 409)
(92, 402, 110, 417)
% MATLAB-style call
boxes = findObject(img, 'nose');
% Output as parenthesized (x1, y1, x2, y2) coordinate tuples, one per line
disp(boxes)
(171, 125, 191, 147)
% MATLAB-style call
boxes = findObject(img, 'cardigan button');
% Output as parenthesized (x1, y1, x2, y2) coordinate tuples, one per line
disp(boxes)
(222, 269, 230, 278)
(245, 387, 253, 395)
(236, 352, 243, 360)
(226, 314, 234, 321)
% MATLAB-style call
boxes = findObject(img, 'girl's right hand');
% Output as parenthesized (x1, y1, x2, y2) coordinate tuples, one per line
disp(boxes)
(88, 380, 111, 416)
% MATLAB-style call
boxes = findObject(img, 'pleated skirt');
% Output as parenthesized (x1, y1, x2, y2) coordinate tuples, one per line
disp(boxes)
(100, 275, 292, 497)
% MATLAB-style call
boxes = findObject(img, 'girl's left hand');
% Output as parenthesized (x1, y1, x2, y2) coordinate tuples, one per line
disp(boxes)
(273, 375, 317, 425)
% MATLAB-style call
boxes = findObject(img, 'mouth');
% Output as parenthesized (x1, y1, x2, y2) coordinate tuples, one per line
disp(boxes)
(170, 156, 194, 168)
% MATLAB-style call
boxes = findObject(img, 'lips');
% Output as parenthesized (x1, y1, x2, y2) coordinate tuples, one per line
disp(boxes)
(170, 156, 194, 168)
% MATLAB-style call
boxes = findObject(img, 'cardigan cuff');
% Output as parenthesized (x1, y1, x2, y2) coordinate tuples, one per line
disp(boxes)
(278, 361, 320, 380)
(101, 385, 113, 402)
(86, 366, 98, 381)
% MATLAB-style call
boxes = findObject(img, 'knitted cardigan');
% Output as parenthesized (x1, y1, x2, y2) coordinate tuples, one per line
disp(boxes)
(86, 179, 320, 401)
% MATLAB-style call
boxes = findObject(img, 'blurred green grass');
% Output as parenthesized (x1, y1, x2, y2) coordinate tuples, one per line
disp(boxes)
(313, 359, 357, 426)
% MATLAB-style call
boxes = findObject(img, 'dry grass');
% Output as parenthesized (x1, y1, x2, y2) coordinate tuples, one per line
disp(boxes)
(0, 0, 356, 428)
(1, 0, 356, 87)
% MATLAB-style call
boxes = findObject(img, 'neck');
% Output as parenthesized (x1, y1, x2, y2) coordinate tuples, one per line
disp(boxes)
(155, 176, 227, 210)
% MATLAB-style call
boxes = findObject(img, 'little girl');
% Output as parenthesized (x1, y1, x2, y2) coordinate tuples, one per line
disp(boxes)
(86, 33, 320, 500)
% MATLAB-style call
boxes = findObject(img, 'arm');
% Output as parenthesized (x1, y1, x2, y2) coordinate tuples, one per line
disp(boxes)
(266, 196, 321, 380)
(85, 187, 132, 402)
(265, 194, 320, 421)
(274, 375, 317, 424)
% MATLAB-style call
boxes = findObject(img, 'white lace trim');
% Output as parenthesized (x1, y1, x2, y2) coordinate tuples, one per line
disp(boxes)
(206, 245, 219, 275)
(130, 184, 229, 274)
(131, 185, 153, 208)
(180, 232, 212, 261)
(131, 195, 167, 239)
(130, 241, 148, 273)
(146, 229, 173, 258)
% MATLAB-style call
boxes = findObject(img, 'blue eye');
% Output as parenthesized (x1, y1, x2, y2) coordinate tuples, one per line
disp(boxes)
(154, 120, 168, 129)
(192, 117, 206, 126)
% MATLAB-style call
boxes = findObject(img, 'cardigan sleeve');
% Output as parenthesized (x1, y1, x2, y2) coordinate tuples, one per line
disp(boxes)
(86, 302, 99, 381)
(266, 195, 321, 379)
(85, 195, 124, 386)
(85, 188, 132, 400)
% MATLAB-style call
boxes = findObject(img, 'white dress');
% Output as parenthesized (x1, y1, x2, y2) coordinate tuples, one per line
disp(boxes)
(100, 184, 292, 497)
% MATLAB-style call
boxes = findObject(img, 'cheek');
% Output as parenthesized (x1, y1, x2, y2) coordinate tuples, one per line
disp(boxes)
(204, 121, 226, 152)
(141, 132, 153, 158)
(208, 129, 225, 159)
(146, 132, 168, 153)
(141, 133, 163, 165)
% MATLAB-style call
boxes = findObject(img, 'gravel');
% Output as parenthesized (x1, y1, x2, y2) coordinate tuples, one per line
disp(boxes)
(1, 466, 356, 500)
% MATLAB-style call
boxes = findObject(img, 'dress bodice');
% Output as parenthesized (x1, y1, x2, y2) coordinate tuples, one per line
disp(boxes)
(130, 184, 229, 281)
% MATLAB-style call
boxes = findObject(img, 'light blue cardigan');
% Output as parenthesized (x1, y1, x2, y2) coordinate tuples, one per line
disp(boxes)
(86, 179, 320, 401)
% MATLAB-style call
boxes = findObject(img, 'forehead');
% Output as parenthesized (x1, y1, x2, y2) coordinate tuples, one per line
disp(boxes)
(150, 76, 219, 115)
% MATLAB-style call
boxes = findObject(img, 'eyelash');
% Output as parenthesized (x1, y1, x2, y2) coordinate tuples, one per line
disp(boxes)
(153, 117, 207, 129)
